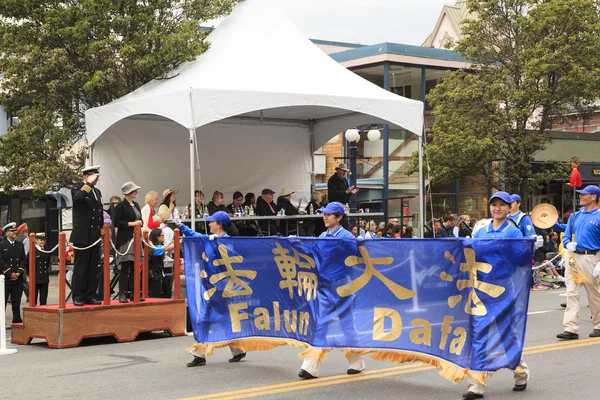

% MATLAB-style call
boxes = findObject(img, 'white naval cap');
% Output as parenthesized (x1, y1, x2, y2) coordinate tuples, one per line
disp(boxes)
(2, 222, 17, 232)
(82, 165, 100, 175)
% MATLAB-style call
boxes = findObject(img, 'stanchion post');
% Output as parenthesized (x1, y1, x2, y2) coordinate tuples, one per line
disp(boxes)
(0, 275, 17, 355)
(103, 225, 111, 305)
(142, 230, 149, 299)
(173, 229, 181, 300)
(28, 232, 36, 307)
(59, 232, 66, 310)
(133, 225, 141, 303)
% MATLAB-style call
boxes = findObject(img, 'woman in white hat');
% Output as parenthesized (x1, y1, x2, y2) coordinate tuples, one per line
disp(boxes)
(112, 181, 143, 303)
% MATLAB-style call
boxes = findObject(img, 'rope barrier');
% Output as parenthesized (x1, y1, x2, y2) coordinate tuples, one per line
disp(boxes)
(532, 251, 563, 271)
(35, 244, 59, 254)
(109, 238, 135, 256)
(140, 235, 176, 250)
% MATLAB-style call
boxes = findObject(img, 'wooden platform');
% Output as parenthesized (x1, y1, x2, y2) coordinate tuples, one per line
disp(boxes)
(10, 298, 186, 349)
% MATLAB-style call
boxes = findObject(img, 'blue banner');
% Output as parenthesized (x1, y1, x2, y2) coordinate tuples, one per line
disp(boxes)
(184, 237, 533, 380)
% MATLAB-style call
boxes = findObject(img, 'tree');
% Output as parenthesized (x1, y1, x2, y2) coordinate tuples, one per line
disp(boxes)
(414, 0, 600, 195)
(0, 0, 240, 195)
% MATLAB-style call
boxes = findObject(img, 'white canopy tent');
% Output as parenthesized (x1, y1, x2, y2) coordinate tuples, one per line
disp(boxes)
(85, 0, 424, 231)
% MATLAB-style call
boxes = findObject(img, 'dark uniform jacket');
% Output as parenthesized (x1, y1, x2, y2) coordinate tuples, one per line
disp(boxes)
(207, 201, 227, 216)
(327, 173, 351, 204)
(71, 182, 104, 245)
(34, 247, 52, 285)
(276, 197, 299, 216)
(112, 199, 143, 249)
(0, 239, 27, 285)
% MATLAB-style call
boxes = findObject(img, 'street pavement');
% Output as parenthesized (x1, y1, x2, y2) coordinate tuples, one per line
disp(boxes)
(2, 279, 600, 400)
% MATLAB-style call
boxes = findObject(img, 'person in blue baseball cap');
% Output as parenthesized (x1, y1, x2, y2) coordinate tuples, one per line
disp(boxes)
(177, 211, 245, 367)
(315, 201, 354, 239)
(299, 201, 365, 379)
(557, 184, 600, 342)
(508, 194, 537, 239)
(463, 191, 530, 399)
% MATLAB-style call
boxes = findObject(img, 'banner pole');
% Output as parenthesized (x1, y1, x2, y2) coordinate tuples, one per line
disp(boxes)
(0, 275, 18, 354)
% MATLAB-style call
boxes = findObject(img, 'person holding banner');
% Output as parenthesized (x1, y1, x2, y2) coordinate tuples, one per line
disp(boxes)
(177, 211, 246, 367)
(556, 185, 600, 341)
(463, 191, 530, 399)
(299, 201, 366, 380)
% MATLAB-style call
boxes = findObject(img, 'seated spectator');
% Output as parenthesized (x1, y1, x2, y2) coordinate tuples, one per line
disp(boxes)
(207, 191, 227, 215)
(243, 192, 257, 215)
(189, 190, 207, 217)
(277, 188, 299, 216)
(305, 191, 325, 236)
(256, 188, 280, 235)
(226, 191, 245, 216)
(457, 215, 472, 237)
(141, 191, 161, 232)
(392, 224, 401, 238)
(384, 223, 394, 238)
(350, 226, 359, 237)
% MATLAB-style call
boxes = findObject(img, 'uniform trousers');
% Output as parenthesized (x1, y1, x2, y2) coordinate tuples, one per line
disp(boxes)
(35, 283, 49, 306)
(72, 244, 100, 302)
(467, 357, 529, 395)
(4, 281, 23, 322)
(564, 253, 600, 333)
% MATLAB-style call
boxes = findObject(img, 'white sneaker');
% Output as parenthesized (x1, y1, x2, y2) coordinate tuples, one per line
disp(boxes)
(347, 353, 366, 374)
(556, 275, 565, 282)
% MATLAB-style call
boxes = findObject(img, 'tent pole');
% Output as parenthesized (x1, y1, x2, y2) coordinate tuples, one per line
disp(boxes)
(189, 128, 196, 231)
(309, 121, 315, 193)
(418, 135, 425, 237)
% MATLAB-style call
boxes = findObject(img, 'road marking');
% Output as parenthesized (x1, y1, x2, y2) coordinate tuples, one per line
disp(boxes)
(180, 338, 600, 400)
(527, 310, 554, 315)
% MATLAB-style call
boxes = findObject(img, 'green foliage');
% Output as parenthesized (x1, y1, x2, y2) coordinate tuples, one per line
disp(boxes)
(0, 0, 239, 195)
(417, 0, 600, 195)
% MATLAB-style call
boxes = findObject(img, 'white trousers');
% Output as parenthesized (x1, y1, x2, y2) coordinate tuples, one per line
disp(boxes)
(300, 352, 365, 377)
(563, 253, 600, 333)
(466, 358, 529, 395)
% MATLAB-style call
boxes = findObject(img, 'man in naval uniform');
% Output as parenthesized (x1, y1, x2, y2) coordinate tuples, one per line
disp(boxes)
(70, 166, 104, 306)
(1, 222, 27, 323)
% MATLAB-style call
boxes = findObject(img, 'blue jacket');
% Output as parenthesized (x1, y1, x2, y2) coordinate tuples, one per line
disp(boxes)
(562, 208, 600, 250)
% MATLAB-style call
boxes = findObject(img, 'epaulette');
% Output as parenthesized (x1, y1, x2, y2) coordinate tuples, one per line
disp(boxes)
(80, 184, 92, 193)
(2, 268, 10, 274)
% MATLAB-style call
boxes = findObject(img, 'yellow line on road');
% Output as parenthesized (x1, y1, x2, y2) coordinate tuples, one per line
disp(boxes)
(180, 338, 600, 400)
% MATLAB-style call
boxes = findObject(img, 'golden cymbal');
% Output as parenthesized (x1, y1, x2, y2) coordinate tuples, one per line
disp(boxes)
(530, 203, 558, 229)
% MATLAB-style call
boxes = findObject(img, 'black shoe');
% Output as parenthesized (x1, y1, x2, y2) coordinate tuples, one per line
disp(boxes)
(556, 331, 579, 340)
(589, 329, 600, 337)
(186, 356, 206, 367)
(73, 299, 85, 306)
(298, 369, 317, 380)
(513, 384, 527, 392)
(12, 320, 23, 324)
(85, 299, 102, 305)
(347, 368, 363, 375)
(462, 392, 483, 399)
(119, 294, 129, 303)
(229, 353, 246, 362)
(560, 303, 566, 308)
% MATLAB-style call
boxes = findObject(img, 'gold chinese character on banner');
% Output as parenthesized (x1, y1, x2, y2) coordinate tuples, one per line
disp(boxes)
(337, 246, 415, 300)
(272, 243, 318, 301)
(446, 248, 505, 316)
(206, 244, 257, 299)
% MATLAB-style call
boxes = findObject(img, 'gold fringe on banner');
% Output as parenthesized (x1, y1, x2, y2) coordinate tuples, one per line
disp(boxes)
(189, 338, 308, 356)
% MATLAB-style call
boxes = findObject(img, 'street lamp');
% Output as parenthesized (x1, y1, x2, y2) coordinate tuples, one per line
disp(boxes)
(344, 128, 360, 143)
(367, 128, 381, 141)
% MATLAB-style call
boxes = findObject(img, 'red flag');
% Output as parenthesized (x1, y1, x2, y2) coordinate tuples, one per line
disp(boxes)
(570, 164, 582, 187)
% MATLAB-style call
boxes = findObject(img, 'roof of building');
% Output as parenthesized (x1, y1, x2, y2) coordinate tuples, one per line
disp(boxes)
(422, 0, 472, 48)
(328, 42, 469, 64)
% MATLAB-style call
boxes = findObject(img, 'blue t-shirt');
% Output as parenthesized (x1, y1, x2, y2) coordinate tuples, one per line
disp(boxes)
(152, 244, 166, 257)
(474, 220, 523, 239)
(508, 211, 536, 238)
(563, 207, 600, 250)
(319, 225, 355, 239)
